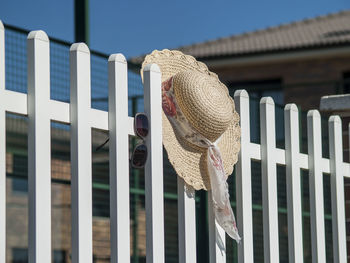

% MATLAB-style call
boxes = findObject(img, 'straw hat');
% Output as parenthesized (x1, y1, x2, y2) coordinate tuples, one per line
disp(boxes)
(141, 49, 240, 190)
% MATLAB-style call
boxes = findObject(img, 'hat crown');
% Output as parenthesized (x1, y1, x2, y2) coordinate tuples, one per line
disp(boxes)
(141, 49, 241, 190)
(173, 71, 235, 142)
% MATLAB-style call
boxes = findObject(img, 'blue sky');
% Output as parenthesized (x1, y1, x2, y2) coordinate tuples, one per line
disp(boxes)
(1, 0, 349, 58)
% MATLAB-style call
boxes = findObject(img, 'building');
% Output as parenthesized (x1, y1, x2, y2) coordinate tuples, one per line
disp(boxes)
(132, 10, 350, 111)
(131, 10, 350, 262)
(176, 10, 350, 261)
(132, 9, 350, 159)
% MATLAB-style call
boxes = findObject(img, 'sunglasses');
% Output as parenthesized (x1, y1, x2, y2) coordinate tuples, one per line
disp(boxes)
(131, 113, 149, 168)
(95, 113, 149, 169)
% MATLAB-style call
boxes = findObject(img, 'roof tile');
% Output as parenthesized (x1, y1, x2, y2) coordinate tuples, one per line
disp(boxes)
(130, 10, 350, 64)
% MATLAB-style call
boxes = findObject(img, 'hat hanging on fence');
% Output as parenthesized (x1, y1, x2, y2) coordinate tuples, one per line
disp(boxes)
(141, 49, 241, 191)
(141, 49, 241, 241)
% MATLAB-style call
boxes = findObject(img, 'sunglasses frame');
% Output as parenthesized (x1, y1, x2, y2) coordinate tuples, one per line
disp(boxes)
(131, 113, 149, 169)
(95, 113, 149, 168)
(131, 142, 148, 169)
(134, 112, 149, 139)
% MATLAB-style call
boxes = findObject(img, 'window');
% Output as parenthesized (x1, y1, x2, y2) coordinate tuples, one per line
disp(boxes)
(12, 248, 27, 263)
(228, 78, 283, 105)
(53, 250, 66, 263)
(342, 71, 350, 94)
(228, 78, 284, 147)
(11, 154, 28, 193)
(11, 248, 66, 263)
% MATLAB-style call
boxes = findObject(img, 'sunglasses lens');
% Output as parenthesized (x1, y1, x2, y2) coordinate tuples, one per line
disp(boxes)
(135, 114, 148, 138)
(132, 144, 147, 168)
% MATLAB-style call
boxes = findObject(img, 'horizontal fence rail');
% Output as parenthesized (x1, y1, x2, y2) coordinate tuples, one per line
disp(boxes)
(233, 91, 350, 263)
(0, 22, 350, 263)
(0, 24, 163, 263)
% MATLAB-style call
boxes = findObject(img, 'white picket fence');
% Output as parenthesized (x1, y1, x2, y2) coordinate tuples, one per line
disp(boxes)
(1, 22, 350, 263)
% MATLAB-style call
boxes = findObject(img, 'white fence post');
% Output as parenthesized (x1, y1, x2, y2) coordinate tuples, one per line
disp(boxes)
(143, 64, 164, 263)
(27, 30, 51, 263)
(108, 54, 130, 263)
(177, 177, 197, 263)
(70, 43, 93, 263)
(329, 116, 347, 263)
(234, 89, 254, 263)
(260, 97, 279, 263)
(0, 20, 5, 263)
(307, 110, 326, 263)
(208, 192, 226, 263)
(3, 24, 350, 263)
(284, 104, 303, 263)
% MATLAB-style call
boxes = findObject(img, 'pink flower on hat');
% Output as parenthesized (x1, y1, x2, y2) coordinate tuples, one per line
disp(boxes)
(162, 93, 177, 117)
(162, 77, 173, 91)
(162, 77, 177, 117)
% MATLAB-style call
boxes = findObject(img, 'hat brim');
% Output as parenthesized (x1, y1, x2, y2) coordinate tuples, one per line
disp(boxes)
(142, 49, 240, 190)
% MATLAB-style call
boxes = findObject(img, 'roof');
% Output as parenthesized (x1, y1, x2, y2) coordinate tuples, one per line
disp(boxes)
(130, 10, 350, 64)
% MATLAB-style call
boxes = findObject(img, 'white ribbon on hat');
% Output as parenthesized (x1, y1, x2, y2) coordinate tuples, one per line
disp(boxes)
(162, 77, 241, 242)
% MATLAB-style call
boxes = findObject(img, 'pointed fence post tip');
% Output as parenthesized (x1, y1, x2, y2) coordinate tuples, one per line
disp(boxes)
(70, 42, 90, 53)
(143, 63, 161, 73)
(307, 109, 320, 118)
(234, 89, 249, 98)
(284, 103, 298, 112)
(260, 96, 274, 105)
(329, 115, 341, 124)
(108, 53, 126, 63)
(0, 20, 3, 30)
(27, 30, 49, 42)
